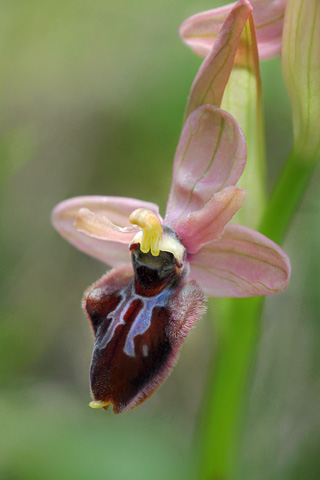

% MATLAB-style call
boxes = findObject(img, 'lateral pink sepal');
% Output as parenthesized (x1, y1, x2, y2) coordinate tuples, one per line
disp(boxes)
(189, 223, 291, 297)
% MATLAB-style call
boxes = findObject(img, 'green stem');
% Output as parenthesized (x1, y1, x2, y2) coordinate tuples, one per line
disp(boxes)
(197, 150, 316, 480)
(259, 151, 315, 243)
(197, 296, 263, 480)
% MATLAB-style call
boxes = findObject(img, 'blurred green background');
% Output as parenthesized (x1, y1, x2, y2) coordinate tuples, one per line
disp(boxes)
(1, 0, 320, 479)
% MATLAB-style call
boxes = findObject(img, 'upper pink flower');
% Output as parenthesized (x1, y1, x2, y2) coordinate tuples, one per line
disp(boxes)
(179, 0, 287, 60)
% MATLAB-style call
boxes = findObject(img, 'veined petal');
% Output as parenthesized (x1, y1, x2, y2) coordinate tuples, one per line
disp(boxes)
(179, 0, 286, 60)
(52, 196, 161, 267)
(189, 223, 291, 297)
(174, 186, 246, 254)
(184, 0, 252, 119)
(165, 105, 246, 227)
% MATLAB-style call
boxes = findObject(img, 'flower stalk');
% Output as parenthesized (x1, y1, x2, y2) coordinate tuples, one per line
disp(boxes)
(197, 148, 316, 480)
(197, 296, 263, 480)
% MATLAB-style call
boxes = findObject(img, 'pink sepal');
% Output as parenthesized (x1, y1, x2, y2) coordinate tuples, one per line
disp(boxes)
(189, 223, 291, 297)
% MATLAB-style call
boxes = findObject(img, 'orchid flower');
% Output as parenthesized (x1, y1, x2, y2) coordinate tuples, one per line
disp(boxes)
(52, 0, 290, 415)
(179, 0, 287, 60)
(52, 103, 290, 413)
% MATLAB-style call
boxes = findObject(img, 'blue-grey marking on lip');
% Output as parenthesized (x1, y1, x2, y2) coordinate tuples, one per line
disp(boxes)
(95, 283, 171, 357)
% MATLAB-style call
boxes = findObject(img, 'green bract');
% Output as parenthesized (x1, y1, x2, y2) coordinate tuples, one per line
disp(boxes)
(282, 0, 320, 163)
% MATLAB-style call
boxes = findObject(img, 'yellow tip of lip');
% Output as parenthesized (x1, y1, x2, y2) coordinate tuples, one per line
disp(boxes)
(89, 400, 111, 409)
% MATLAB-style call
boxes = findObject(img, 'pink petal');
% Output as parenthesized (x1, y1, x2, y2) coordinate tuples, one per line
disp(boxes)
(174, 186, 246, 254)
(189, 223, 291, 297)
(51, 196, 161, 267)
(165, 105, 246, 227)
(185, 0, 252, 119)
(179, 0, 286, 60)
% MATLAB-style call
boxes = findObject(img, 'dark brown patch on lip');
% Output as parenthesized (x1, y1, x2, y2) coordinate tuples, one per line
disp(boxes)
(90, 289, 173, 413)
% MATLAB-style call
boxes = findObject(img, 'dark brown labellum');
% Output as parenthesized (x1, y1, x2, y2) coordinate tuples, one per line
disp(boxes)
(83, 246, 206, 413)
